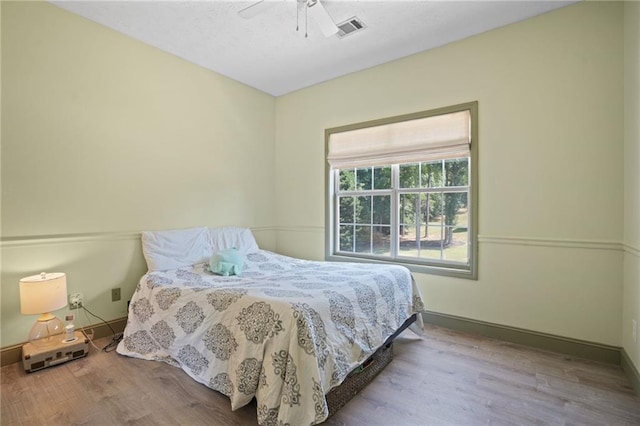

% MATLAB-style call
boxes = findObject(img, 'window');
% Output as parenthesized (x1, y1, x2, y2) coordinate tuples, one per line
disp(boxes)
(325, 102, 477, 279)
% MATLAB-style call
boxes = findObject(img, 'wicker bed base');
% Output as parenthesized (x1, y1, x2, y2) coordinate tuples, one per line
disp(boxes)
(326, 342, 393, 417)
(325, 313, 418, 418)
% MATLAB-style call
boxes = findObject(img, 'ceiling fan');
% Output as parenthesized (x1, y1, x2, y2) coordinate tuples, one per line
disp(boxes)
(238, 0, 339, 38)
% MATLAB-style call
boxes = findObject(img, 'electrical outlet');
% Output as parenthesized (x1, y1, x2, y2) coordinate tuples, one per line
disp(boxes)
(69, 293, 83, 309)
(111, 288, 121, 302)
(633, 319, 637, 343)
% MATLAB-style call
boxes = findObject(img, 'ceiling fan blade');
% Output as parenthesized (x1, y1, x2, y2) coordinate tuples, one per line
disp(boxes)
(238, 0, 274, 19)
(307, 0, 339, 37)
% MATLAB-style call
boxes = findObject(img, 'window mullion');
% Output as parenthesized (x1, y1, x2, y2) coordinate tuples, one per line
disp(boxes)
(391, 164, 399, 259)
(334, 192, 340, 254)
(370, 196, 374, 254)
(351, 197, 356, 253)
(397, 186, 468, 195)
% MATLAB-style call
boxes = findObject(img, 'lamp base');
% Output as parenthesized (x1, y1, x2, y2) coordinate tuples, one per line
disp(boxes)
(28, 314, 65, 348)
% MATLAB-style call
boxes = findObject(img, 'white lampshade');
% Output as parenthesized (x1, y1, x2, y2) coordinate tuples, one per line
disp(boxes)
(19, 272, 68, 347)
(19, 272, 67, 315)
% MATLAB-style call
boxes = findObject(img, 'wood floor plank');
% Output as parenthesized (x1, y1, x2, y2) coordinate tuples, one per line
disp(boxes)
(2, 325, 639, 426)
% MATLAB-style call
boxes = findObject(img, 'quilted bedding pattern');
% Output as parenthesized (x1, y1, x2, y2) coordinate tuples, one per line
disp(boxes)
(117, 250, 425, 425)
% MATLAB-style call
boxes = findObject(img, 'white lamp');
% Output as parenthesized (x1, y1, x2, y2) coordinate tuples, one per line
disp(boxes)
(19, 272, 68, 348)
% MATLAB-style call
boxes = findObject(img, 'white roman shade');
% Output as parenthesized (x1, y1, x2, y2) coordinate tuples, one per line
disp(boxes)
(327, 110, 471, 169)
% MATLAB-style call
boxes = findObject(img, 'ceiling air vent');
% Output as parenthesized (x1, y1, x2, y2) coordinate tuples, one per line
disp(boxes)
(336, 17, 366, 38)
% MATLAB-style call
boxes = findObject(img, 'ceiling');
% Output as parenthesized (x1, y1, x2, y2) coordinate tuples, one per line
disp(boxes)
(51, 0, 577, 96)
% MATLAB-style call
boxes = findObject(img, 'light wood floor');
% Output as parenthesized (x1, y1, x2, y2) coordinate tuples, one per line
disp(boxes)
(2, 324, 639, 425)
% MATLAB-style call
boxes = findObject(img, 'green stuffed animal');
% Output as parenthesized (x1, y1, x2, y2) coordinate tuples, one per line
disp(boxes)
(209, 247, 244, 276)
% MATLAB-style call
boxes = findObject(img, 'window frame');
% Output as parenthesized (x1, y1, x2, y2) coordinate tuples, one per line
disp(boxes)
(325, 102, 478, 280)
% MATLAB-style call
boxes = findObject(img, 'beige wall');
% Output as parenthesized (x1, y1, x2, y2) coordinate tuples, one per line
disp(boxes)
(623, 1, 640, 372)
(275, 2, 625, 346)
(1, 2, 276, 346)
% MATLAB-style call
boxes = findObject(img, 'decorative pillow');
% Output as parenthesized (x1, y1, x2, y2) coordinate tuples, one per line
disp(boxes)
(141, 227, 209, 271)
(209, 248, 244, 276)
(208, 226, 259, 256)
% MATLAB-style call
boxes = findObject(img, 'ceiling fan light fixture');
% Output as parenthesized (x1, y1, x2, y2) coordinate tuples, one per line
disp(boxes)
(241, 0, 339, 38)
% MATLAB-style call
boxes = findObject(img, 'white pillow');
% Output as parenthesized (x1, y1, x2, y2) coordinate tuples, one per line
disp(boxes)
(208, 226, 259, 256)
(141, 227, 209, 271)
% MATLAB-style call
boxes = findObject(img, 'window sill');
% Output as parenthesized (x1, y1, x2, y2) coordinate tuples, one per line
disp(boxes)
(325, 253, 477, 280)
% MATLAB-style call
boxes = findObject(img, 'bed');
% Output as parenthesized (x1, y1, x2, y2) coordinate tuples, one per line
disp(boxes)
(117, 226, 425, 425)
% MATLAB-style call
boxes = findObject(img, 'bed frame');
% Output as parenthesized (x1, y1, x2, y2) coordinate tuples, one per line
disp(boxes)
(326, 313, 418, 417)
